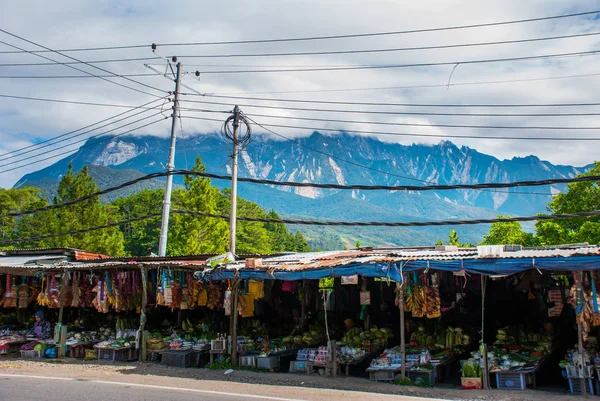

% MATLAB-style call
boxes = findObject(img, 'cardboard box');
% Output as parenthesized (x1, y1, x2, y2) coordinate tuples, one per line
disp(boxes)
(245, 258, 263, 268)
(461, 377, 482, 390)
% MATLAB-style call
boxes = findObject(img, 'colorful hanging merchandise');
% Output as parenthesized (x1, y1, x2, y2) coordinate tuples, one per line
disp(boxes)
(92, 275, 109, 313)
(239, 294, 255, 318)
(206, 283, 224, 310)
(2, 276, 16, 308)
(248, 280, 264, 300)
(37, 276, 49, 306)
(575, 272, 600, 341)
(47, 273, 60, 309)
(71, 273, 80, 307)
(17, 282, 30, 309)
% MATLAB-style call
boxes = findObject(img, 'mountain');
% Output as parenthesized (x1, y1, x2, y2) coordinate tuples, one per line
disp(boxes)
(13, 132, 593, 249)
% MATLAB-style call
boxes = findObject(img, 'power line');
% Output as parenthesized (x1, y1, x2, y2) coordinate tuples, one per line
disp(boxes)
(0, 31, 167, 98)
(0, 214, 160, 245)
(179, 100, 600, 118)
(0, 116, 168, 175)
(213, 71, 600, 95)
(174, 31, 600, 59)
(181, 114, 600, 141)
(0, 107, 160, 165)
(0, 9, 597, 55)
(184, 49, 600, 74)
(0, 73, 161, 79)
(0, 93, 169, 111)
(235, 114, 556, 197)
(237, 111, 600, 134)
(158, 9, 600, 47)
(0, 56, 161, 67)
(4, 208, 600, 245)
(10, 165, 592, 219)
(172, 209, 600, 227)
(182, 94, 600, 109)
(0, 97, 167, 158)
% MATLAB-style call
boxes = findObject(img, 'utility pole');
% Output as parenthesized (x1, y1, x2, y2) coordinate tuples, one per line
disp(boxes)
(229, 105, 240, 255)
(158, 60, 182, 257)
(223, 105, 250, 367)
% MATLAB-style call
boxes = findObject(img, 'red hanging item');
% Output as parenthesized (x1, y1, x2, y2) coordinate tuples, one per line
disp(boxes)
(282, 281, 297, 293)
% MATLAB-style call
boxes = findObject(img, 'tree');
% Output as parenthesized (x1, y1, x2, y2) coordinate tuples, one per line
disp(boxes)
(481, 216, 535, 246)
(534, 162, 600, 245)
(113, 189, 164, 256)
(18, 165, 125, 256)
(0, 187, 42, 243)
(436, 230, 472, 247)
(168, 157, 229, 255)
(293, 231, 311, 252)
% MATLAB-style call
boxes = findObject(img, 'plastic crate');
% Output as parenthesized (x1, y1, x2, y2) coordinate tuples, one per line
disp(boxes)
(368, 369, 396, 382)
(495, 372, 529, 390)
(409, 370, 437, 387)
(147, 350, 162, 362)
(97, 347, 138, 362)
(569, 378, 594, 394)
(289, 360, 309, 373)
(239, 355, 257, 368)
(211, 340, 227, 351)
(257, 356, 279, 370)
(161, 351, 193, 368)
(567, 365, 594, 378)
(20, 349, 43, 359)
(0, 344, 9, 355)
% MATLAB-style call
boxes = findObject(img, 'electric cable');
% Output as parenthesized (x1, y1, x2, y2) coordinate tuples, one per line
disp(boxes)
(173, 31, 600, 59)
(0, 9, 598, 54)
(0, 73, 161, 79)
(0, 56, 161, 67)
(0, 116, 168, 175)
(0, 31, 167, 98)
(0, 107, 160, 165)
(4, 208, 600, 245)
(212, 71, 600, 96)
(0, 93, 168, 112)
(184, 49, 600, 74)
(181, 114, 600, 141)
(179, 100, 600, 118)
(0, 97, 168, 158)
(8, 166, 595, 218)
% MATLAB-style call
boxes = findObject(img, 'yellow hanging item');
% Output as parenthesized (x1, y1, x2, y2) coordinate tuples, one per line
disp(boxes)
(248, 280, 264, 300)
(239, 294, 255, 318)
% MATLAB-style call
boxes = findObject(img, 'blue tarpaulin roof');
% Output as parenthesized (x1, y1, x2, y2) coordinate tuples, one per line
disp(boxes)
(195, 246, 600, 282)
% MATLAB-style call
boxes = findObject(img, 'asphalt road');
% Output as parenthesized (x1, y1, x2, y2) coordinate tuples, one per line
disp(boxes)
(0, 375, 445, 401)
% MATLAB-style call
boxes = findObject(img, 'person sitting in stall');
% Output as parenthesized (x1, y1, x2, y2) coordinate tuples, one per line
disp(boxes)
(29, 311, 52, 340)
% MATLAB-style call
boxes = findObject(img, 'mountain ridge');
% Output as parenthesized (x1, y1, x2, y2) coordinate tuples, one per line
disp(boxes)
(13, 132, 594, 248)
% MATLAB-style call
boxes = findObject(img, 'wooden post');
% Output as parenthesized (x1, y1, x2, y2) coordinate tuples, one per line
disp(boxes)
(56, 269, 68, 358)
(138, 266, 148, 361)
(301, 279, 307, 329)
(397, 282, 406, 378)
(328, 340, 337, 377)
(577, 271, 586, 397)
(481, 275, 490, 390)
(231, 279, 240, 367)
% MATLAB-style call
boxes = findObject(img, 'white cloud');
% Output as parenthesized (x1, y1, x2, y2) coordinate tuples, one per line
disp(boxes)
(1, 0, 600, 187)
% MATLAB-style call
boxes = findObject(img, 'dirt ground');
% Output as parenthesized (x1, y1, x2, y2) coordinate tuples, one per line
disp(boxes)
(0, 358, 586, 401)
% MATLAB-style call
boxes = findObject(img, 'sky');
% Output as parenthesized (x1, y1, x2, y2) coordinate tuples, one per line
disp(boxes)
(1, 0, 600, 188)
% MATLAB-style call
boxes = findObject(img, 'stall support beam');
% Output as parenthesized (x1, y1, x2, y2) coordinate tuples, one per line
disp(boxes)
(231, 279, 240, 367)
(301, 279, 307, 329)
(138, 266, 148, 362)
(56, 269, 68, 358)
(577, 271, 586, 397)
(397, 282, 406, 378)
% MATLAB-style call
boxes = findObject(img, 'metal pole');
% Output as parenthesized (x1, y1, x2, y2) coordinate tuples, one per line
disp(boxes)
(229, 105, 240, 255)
(158, 61, 182, 257)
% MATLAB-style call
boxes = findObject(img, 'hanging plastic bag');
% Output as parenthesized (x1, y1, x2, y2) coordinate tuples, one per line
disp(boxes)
(224, 290, 232, 316)
(248, 281, 264, 300)
(197, 288, 208, 307)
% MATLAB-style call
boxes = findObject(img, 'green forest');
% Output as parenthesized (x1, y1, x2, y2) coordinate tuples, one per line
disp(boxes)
(437, 162, 600, 247)
(0, 157, 310, 256)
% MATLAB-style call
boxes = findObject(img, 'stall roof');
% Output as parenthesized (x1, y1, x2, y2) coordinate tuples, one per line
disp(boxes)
(1, 245, 599, 279)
